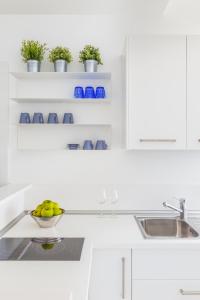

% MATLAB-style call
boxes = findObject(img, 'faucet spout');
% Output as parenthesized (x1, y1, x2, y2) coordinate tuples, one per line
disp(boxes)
(163, 198, 187, 220)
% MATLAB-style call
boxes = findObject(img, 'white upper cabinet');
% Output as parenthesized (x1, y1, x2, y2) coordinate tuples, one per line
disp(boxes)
(187, 36, 200, 149)
(126, 36, 187, 150)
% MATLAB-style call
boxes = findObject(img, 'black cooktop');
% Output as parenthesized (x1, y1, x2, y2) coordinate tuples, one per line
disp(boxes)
(0, 237, 84, 261)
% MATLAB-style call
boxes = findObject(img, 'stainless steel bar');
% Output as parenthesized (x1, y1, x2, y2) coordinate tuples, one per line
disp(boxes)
(180, 289, 200, 295)
(121, 257, 125, 299)
(139, 139, 176, 143)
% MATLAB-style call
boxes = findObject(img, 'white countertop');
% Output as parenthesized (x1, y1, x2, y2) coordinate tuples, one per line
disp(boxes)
(1, 213, 200, 300)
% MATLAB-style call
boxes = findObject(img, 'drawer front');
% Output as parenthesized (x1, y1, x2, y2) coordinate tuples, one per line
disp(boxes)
(133, 280, 200, 300)
(132, 249, 200, 279)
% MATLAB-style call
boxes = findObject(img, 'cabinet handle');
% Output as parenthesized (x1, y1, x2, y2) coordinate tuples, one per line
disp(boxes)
(180, 289, 200, 295)
(121, 257, 125, 299)
(139, 139, 176, 143)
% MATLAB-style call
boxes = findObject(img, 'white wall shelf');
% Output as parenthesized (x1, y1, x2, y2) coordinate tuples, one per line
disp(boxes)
(11, 97, 111, 104)
(16, 123, 112, 150)
(65, 149, 111, 151)
(17, 149, 112, 152)
(10, 72, 111, 80)
(17, 123, 111, 127)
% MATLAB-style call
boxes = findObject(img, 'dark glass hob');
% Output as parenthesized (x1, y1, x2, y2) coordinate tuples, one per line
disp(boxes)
(0, 237, 84, 261)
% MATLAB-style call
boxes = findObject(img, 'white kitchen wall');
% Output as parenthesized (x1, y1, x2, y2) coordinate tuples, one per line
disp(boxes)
(24, 183, 200, 211)
(1, 13, 200, 207)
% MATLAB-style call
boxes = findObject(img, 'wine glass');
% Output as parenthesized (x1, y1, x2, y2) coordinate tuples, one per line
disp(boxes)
(100, 188, 119, 217)
(110, 189, 119, 216)
(97, 188, 108, 217)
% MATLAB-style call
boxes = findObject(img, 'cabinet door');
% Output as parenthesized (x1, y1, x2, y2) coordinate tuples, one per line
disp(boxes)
(126, 36, 186, 149)
(89, 249, 131, 300)
(187, 35, 200, 149)
(133, 280, 200, 300)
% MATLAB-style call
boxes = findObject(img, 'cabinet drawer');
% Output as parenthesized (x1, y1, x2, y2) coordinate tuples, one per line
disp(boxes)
(132, 280, 200, 300)
(132, 249, 200, 279)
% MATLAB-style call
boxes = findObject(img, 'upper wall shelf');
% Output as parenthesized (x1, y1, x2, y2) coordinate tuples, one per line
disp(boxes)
(10, 97, 111, 104)
(10, 72, 111, 80)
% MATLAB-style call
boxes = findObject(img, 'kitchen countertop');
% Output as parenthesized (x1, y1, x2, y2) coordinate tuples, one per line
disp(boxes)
(1, 212, 200, 300)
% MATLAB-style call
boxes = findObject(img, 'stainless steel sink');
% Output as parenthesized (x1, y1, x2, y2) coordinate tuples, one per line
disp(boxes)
(135, 217, 199, 239)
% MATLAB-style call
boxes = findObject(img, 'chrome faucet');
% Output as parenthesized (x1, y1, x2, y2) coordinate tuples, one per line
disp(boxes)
(163, 198, 187, 220)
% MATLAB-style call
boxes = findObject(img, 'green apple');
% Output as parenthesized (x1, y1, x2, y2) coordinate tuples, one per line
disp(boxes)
(52, 202, 60, 209)
(32, 210, 37, 216)
(36, 204, 43, 211)
(41, 243, 54, 250)
(53, 208, 63, 216)
(33, 209, 41, 217)
(43, 203, 54, 210)
(41, 207, 54, 218)
(43, 200, 54, 205)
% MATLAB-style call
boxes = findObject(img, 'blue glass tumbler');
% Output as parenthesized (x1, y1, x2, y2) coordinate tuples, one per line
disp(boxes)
(74, 86, 84, 98)
(96, 87, 106, 98)
(85, 86, 96, 98)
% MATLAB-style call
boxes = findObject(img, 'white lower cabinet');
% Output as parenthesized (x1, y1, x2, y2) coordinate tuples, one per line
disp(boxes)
(89, 248, 200, 300)
(132, 280, 200, 300)
(132, 249, 200, 300)
(89, 249, 132, 300)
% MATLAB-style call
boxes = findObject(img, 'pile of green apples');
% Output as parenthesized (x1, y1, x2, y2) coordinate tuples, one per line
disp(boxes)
(32, 200, 63, 218)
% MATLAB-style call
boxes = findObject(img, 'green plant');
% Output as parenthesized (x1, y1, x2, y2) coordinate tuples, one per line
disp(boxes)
(48, 46, 73, 63)
(21, 40, 47, 62)
(79, 45, 103, 65)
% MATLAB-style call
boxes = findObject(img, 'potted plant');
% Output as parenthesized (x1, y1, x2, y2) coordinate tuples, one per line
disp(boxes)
(21, 40, 47, 72)
(48, 46, 73, 72)
(79, 44, 103, 72)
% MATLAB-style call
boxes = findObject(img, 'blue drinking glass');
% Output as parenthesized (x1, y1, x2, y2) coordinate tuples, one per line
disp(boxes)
(85, 86, 96, 98)
(48, 113, 59, 124)
(33, 113, 44, 124)
(67, 144, 80, 150)
(83, 140, 94, 150)
(74, 86, 84, 98)
(96, 87, 106, 99)
(63, 113, 74, 124)
(19, 113, 31, 124)
(95, 140, 107, 150)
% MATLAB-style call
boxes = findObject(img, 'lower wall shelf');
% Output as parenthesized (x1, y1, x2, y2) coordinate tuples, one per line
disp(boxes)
(16, 124, 112, 150)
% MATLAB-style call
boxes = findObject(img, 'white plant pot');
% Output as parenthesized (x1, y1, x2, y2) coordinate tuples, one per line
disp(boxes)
(54, 59, 68, 72)
(84, 60, 98, 72)
(27, 60, 41, 72)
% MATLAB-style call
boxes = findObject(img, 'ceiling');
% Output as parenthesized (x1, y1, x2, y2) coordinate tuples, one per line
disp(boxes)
(0, 0, 170, 15)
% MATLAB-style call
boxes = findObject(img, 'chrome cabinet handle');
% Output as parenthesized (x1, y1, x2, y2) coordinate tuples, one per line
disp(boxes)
(139, 139, 176, 143)
(180, 289, 200, 295)
(121, 257, 125, 299)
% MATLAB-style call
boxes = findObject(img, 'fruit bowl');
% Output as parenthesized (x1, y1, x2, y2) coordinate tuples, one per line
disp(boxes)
(31, 209, 65, 228)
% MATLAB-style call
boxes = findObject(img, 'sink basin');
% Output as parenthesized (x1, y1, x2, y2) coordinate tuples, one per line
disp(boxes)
(135, 217, 199, 239)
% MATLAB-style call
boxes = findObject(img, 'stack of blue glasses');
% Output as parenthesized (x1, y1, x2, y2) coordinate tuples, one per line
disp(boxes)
(19, 112, 74, 124)
(74, 86, 106, 99)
